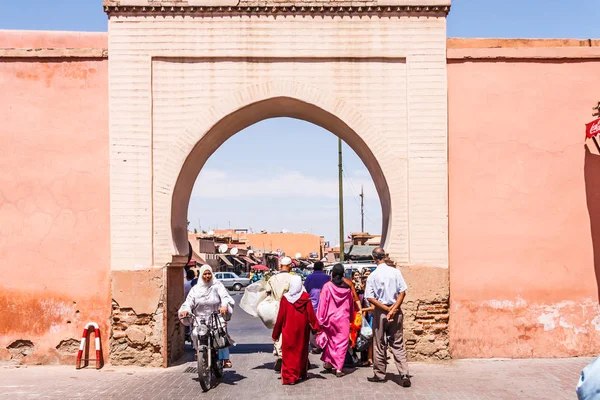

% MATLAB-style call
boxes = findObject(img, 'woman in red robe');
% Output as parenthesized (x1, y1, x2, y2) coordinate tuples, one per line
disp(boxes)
(272, 275, 319, 385)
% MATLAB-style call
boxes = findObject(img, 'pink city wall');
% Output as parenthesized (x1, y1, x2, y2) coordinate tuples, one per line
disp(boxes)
(448, 39, 600, 357)
(0, 31, 110, 364)
(2, 30, 600, 364)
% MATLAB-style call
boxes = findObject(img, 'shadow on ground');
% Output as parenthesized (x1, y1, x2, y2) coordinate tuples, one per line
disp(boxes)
(230, 343, 274, 354)
(252, 361, 276, 370)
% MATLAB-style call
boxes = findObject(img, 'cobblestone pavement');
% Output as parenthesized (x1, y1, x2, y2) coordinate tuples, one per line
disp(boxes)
(0, 294, 589, 400)
(0, 355, 590, 400)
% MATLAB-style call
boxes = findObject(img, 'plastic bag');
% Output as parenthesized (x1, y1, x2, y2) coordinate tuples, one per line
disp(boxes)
(354, 334, 371, 352)
(256, 296, 280, 329)
(239, 280, 268, 317)
(360, 315, 373, 339)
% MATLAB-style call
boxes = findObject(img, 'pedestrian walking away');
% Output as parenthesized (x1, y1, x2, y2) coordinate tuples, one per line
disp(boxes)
(272, 275, 319, 385)
(303, 261, 330, 354)
(364, 247, 411, 387)
(266, 256, 294, 372)
(316, 264, 355, 377)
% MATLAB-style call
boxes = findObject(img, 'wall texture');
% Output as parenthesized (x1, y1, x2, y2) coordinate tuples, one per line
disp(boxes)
(106, 8, 449, 365)
(3, 28, 600, 365)
(0, 31, 110, 364)
(448, 40, 600, 358)
(106, 12, 449, 272)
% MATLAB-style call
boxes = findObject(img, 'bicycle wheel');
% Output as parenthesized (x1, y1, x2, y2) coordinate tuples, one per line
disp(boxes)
(197, 348, 212, 392)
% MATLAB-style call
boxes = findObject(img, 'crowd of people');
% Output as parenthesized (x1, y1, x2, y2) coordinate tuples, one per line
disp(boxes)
(176, 249, 600, 396)
(271, 248, 410, 386)
(178, 246, 411, 387)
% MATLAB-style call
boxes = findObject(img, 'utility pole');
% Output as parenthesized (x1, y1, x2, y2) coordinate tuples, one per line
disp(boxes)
(338, 138, 345, 262)
(360, 185, 364, 233)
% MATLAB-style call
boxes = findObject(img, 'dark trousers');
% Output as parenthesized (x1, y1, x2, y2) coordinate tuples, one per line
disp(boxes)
(309, 331, 318, 352)
(372, 307, 409, 379)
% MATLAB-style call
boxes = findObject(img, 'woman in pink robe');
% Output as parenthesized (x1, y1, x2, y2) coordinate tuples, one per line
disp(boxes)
(316, 264, 355, 377)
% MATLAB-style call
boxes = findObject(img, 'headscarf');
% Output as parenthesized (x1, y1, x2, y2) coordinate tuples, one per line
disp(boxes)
(280, 256, 292, 267)
(284, 275, 304, 304)
(331, 263, 349, 288)
(198, 264, 215, 286)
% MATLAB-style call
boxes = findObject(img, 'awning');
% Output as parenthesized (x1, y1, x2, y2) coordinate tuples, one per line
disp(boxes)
(242, 256, 257, 265)
(231, 256, 245, 265)
(218, 254, 233, 267)
(251, 255, 262, 263)
(191, 250, 206, 265)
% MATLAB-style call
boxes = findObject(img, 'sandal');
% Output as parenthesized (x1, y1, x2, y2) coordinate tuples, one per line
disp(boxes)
(336, 370, 345, 377)
(224, 359, 233, 369)
(323, 362, 333, 372)
(361, 360, 373, 367)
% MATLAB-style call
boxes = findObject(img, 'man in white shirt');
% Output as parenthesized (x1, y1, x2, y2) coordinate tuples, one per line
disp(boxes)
(266, 256, 294, 373)
(364, 247, 410, 387)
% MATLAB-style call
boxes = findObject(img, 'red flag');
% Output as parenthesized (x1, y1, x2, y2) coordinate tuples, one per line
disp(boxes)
(586, 118, 600, 139)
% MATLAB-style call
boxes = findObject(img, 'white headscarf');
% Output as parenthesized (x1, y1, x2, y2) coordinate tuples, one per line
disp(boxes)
(198, 264, 215, 286)
(284, 275, 304, 304)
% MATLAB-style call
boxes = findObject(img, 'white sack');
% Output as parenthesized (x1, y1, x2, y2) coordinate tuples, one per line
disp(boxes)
(256, 296, 280, 329)
(239, 280, 268, 317)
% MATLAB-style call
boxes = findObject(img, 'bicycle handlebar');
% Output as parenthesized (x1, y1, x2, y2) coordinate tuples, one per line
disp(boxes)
(181, 310, 221, 328)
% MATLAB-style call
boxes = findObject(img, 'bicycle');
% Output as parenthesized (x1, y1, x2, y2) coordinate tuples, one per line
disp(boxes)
(184, 311, 227, 392)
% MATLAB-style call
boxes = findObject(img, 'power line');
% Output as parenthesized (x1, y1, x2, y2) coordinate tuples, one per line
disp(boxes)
(343, 171, 362, 209)
(342, 168, 376, 233)
(342, 166, 360, 196)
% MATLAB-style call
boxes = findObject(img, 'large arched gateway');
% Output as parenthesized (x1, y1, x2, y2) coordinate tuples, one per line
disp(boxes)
(104, 0, 450, 366)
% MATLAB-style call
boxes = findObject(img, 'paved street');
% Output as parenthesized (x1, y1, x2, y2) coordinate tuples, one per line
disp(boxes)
(0, 294, 590, 400)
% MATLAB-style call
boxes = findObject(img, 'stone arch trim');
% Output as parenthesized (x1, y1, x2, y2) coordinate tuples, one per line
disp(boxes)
(153, 79, 404, 266)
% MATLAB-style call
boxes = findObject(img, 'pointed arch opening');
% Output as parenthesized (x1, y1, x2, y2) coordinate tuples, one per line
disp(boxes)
(170, 97, 392, 258)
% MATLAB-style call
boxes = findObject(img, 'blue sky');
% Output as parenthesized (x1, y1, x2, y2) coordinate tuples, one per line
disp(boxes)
(1, 0, 598, 38)
(2, 1, 598, 245)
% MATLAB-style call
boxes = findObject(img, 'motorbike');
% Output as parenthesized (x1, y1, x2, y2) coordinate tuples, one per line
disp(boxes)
(184, 310, 230, 392)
